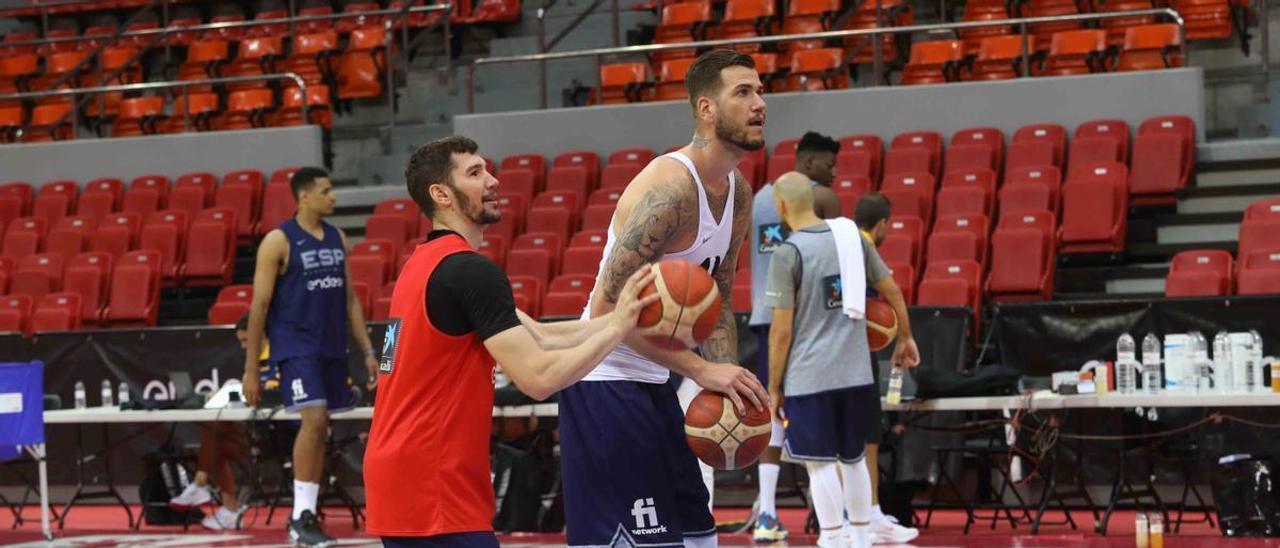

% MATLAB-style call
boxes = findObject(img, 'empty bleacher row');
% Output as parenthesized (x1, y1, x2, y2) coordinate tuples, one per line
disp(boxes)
(0, 167, 301, 332)
(1165, 198, 1280, 297)
(0, 0, 488, 141)
(595, 0, 1240, 103)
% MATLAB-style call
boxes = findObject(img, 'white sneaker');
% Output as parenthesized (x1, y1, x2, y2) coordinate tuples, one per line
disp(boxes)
(871, 518, 919, 544)
(201, 506, 243, 531)
(170, 483, 213, 509)
(818, 530, 848, 548)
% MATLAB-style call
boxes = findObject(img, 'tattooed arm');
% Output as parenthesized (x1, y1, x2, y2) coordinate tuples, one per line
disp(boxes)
(698, 169, 753, 367)
(590, 161, 767, 412)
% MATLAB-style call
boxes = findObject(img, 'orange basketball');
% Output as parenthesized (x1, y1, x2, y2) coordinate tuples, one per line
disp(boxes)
(636, 259, 722, 351)
(866, 298, 898, 351)
(684, 390, 772, 470)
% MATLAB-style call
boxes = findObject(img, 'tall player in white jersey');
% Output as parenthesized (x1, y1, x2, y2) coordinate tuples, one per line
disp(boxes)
(557, 49, 771, 548)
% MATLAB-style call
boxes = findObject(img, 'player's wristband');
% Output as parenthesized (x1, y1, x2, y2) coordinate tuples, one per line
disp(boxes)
(364, 349, 376, 358)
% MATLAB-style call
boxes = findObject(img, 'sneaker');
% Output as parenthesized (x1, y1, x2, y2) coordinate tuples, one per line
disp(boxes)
(202, 506, 245, 531)
(170, 483, 213, 509)
(817, 530, 847, 548)
(752, 512, 789, 542)
(871, 518, 919, 544)
(287, 510, 336, 548)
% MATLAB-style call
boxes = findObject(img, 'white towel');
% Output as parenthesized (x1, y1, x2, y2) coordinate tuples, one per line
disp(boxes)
(826, 217, 866, 320)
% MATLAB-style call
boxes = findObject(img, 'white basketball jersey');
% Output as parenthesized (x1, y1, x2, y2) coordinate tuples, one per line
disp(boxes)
(581, 151, 737, 383)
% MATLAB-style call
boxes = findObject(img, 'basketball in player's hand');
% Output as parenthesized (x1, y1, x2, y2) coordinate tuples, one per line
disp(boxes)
(636, 259, 722, 351)
(866, 298, 898, 351)
(684, 390, 772, 470)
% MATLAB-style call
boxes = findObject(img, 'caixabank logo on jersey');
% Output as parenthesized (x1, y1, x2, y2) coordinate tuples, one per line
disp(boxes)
(822, 274, 843, 310)
(757, 223, 790, 254)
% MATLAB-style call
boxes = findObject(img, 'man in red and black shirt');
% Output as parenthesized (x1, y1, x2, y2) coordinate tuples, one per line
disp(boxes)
(363, 136, 657, 547)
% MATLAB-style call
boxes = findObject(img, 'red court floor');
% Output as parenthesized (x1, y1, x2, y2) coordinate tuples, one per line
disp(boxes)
(1, 505, 1277, 546)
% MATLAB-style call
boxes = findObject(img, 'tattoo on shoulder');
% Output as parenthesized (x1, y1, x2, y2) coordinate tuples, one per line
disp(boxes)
(601, 182, 690, 302)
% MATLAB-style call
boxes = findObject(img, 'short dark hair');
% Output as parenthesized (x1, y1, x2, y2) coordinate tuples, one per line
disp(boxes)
(685, 49, 755, 111)
(405, 135, 479, 218)
(290, 166, 330, 200)
(235, 313, 249, 331)
(796, 131, 839, 157)
(855, 192, 892, 229)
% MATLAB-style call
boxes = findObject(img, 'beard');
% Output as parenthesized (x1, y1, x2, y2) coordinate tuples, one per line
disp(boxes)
(715, 114, 765, 151)
(452, 186, 502, 225)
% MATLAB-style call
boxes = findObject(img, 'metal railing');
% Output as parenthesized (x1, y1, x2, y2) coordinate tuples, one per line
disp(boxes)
(466, 7, 1185, 112)
(1, 3, 451, 139)
(0, 73, 307, 140)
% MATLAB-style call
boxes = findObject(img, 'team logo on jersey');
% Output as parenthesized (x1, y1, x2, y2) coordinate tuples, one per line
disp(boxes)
(379, 318, 401, 374)
(630, 498, 667, 535)
(757, 223, 790, 254)
(291, 379, 308, 401)
(822, 274, 843, 310)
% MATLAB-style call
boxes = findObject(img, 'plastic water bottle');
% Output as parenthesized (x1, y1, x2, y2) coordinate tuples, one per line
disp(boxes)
(1142, 333, 1162, 394)
(1136, 513, 1150, 547)
(100, 379, 114, 407)
(1213, 332, 1234, 393)
(886, 367, 904, 405)
(118, 382, 130, 406)
(1248, 330, 1264, 392)
(1116, 359, 1138, 394)
(1117, 333, 1137, 364)
(73, 381, 86, 409)
(1191, 332, 1213, 393)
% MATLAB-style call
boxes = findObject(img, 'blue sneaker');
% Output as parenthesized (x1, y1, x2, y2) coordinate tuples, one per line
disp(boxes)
(753, 512, 789, 543)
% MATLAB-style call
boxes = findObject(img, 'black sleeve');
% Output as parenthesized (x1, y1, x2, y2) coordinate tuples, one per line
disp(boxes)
(426, 252, 522, 340)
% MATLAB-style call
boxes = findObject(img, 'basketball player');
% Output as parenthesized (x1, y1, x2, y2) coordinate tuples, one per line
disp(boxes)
(765, 174, 918, 548)
(852, 192, 917, 543)
(242, 167, 378, 548)
(559, 48, 770, 548)
(748, 130, 842, 542)
(363, 136, 660, 547)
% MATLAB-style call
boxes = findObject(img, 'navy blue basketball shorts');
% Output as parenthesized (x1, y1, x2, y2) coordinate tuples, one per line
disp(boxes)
(559, 380, 716, 547)
(381, 532, 498, 547)
(277, 356, 353, 413)
(782, 384, 878, 463)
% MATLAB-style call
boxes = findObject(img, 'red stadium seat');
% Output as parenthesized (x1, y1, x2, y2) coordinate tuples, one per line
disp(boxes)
(0, 294, 32, 334)
(988, 212, 1056, 301)
(1043, 30, 1107, 76)
(182, 208, 237, 287)
(372, 282, 395, 322)
(139, 210, 189, 286)
(0, 256, 9, 294)
(1004, 141, 1058, 181)
(123, 175, 170, 216)
(1007, 165, 1062, 189)
(925, 230, 985, 272)
(1012, 123, 1067, 167)
(1128, 133, 1186, 204)
(553, 150, 601, 189)
(546, 165, 593, 204)
(883, 148, 935, 178)
(569, 230, 608, 249)
(1060, 163, 1128, 254)
(32, 181, 77, 226)
(599, 63, 649, 104)
(881, 173, 936, 222)
(1165, 249, 1233, 297)
(349, 254, 388, 294)
(364, 215, 409, 257)
(886, 261, 916, 304)
(479, 235, 508, 269)
(215, 171, 264, 242)
(77, 178, 124, 222)
(1074, 119, 1131, 163)
(601, 163, 644, 190)
(501, 154, 547, 192)
(542, 288, 590, 318)
(170, 173, 217, 218)
(588, 188, 625, 207)
(10, 253, 64, 301)
(608, 148, 656, 166)
(208, 284, 253, 325)
(31, 292, 80, 332)
(2, 217, 46, 261)
(936, 179, 994, 219)
(0, 183, 34, 227)
(1237, 250, 1280, 295)
(1245, 197, 1280, 221)
(900, 40, 964, 86)
(63, 252, 112, 325)
(652, 1, 713, 62)
(509, 275, 543, 318)
(105, 250, 161, 326)
(514, 232, 565, 275)
(45, 216, 96, 262)
(507, 247, 553, 292)
(258, 182, 297, 237)
(353, 239, 397, 281)
(562, 246, 604, 277)
(917, 260, 982, 319)
(999, 182, 1059, 218)
(1238, 219, 1280, 256)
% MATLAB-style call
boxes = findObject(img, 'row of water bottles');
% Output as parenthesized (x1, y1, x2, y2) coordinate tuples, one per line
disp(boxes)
(72, 379, 131, 409)
(1113, 330, 1267, 395)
